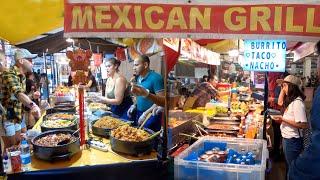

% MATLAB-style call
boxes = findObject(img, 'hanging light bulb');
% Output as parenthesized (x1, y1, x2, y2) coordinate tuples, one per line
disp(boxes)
(66, 38, 74, 43)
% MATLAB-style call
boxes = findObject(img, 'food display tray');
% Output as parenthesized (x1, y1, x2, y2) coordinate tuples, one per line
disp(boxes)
(205, 124, 240, 131)
(210, 116, 240, 121)
(210, 120, 240, 125)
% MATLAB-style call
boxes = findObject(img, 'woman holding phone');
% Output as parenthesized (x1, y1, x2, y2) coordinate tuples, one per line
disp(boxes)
(274, 75, 308, 175)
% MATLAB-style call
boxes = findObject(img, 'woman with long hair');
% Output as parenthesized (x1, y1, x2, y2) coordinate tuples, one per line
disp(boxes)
(85, 71, 98, 92)
(287, 40, 320, 180)
(97, 58, 133, 120)
(275, 75, 308, 173)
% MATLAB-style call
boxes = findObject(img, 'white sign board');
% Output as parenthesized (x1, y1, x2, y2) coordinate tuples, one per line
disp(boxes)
(243, 40, 286, 72)
(195, 68, 208, 79)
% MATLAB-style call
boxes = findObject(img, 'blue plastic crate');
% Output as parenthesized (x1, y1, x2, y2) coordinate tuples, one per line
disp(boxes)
(174, 137, 268, 180)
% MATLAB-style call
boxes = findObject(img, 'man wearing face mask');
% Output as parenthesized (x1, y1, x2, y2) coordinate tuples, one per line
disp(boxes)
(128, 55, 164, 132)
(0, 48, 41, 149)
(288, 41, 320, 180)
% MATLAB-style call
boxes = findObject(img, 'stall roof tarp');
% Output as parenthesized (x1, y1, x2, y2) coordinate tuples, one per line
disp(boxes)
(0, 0, 64, 44)
(16, 31, 120, 54)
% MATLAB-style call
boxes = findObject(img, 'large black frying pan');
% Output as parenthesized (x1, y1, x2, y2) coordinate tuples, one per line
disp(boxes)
(46, 105, 76, 114)
(91, 119, 113, 138)
(40, 121, 78, 132)
(110, 128, 157, 156)
(41, 113, 78, 132)
(43, 112, 76, 121)
(31, 130, 80, 161)
(91, 118, 132, 138)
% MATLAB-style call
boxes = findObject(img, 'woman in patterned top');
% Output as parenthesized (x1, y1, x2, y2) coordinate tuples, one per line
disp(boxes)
(192, 75, 229, 108)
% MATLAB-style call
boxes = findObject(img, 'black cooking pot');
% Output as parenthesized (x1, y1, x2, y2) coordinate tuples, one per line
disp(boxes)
(53, 106, 76, 113)
(91, 119, 112, 138)
(43, 112, 76, 121)
(40, 121, 78, 132)
(31, 130, 80, 161)
(41, 113, 78, 132)
(110, 128, 156, 156)
(91, 119, 132, 138)
(46, 105, 76, 114)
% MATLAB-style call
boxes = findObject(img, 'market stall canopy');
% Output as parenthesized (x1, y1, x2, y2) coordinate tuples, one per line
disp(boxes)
(205, 40, 243, 54)
(16, 31, 120, 54)
(0, 0, 64, 45)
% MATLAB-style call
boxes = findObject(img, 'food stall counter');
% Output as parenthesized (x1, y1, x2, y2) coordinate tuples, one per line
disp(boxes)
(29, 115, 158, 172)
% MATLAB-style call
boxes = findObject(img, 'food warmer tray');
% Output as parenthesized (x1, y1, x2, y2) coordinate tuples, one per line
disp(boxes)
(205, 124, 240, 131)
(168, 111, 203, 150)
(210, 120, 240, 125)
(205, 129, 239, 135)
(210, 116, 240, 121)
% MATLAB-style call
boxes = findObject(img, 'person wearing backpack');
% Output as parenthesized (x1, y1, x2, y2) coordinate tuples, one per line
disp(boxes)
(273, 75, 308, 177)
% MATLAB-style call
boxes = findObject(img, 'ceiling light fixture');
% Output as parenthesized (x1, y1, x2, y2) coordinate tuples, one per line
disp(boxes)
(228, 39, 240, 57)
(66, 38, 74, 43)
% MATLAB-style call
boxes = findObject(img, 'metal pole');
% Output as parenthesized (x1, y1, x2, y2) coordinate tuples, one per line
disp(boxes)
(263, 72, 268, 140)
(55, 56, 59, 87)
(51, 54, 55, 92)
(160, 53, 168, 161)
(51, 55, 54, 87)
(43, 51, 50, 104)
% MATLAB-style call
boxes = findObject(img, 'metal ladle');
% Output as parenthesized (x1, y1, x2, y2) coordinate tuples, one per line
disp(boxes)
(57, 129, 80, 146)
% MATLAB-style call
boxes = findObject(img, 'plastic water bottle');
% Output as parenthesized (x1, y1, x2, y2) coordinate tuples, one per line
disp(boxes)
(2, 154, 12, 173)
(20, 140, 31, 171)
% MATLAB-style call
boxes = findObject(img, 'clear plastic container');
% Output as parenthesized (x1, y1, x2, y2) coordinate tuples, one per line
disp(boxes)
(174, 137, 268, 180)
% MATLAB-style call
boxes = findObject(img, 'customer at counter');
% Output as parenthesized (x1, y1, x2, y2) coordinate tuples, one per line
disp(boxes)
(288, 40, 320, 180)
(85, 71, 98, 92)
(96, 58, 133, 120)
(67, 74, 73, 87)
(268, 71, 290, 161)
(273, 75, 308, 176)
(25, 72, 40, 128)
(0, 49, 41, 149)
(191, 74, 229, 108)
(201, 75, 208, 83)
(128, 55, 164, 131)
